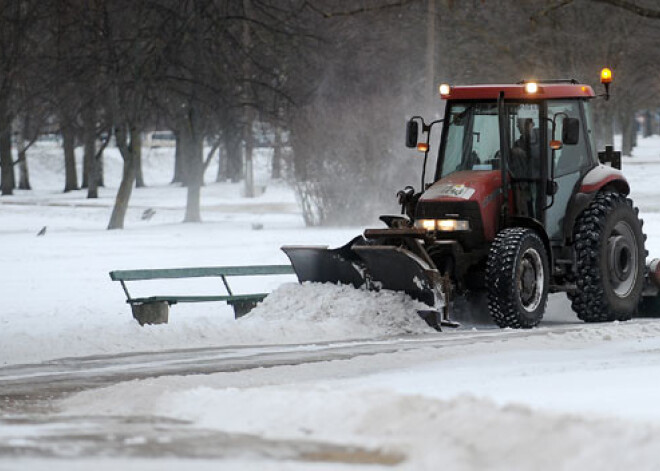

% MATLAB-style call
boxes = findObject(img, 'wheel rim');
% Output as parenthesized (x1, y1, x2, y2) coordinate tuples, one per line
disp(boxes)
(607, 220, 638, 298)
(517, 247, 544, 312)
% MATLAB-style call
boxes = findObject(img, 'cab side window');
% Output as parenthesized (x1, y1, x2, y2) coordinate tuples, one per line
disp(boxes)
(547, 100, 588, 177)
(582, 100, 598, 163)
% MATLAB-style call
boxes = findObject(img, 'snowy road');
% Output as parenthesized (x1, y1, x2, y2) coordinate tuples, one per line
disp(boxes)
(5, 316, 660, 469)
(1, 321, 589, 401)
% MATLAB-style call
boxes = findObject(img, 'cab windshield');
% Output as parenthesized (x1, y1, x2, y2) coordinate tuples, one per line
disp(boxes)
(438, 101, 541, 179)
(439, 102, 500, 178)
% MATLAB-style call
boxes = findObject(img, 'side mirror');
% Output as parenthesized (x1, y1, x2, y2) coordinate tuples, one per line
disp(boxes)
(562, 117, 580, 145)
(405, 120, 419, 148)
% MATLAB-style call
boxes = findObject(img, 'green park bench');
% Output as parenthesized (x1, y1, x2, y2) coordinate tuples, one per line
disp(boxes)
(109, 265, 295, 325)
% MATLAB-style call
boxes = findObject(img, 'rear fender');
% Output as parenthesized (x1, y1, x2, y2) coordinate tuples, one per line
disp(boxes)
(563, 165, 630, 243)
(579, 165, 629, 194)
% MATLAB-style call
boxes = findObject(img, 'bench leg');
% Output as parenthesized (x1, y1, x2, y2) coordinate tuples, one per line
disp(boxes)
(229, 300, 259, 319)
(131, 301, 169, 325)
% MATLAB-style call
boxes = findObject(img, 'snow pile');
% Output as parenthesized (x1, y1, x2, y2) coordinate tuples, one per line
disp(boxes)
(539, 320, 660, 344)
(0, 282, 432, 366)
(61, 380, 660, 470)
(242, 282, 434, 337)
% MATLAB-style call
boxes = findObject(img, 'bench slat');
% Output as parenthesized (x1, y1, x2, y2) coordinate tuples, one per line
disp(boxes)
(110, 264, 294, 281)
(129, 293, 269, 305)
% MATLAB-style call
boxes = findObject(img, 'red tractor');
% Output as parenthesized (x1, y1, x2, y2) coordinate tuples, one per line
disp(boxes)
(283, 70, 660, 328)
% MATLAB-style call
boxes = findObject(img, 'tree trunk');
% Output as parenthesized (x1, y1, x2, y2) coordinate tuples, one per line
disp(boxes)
(134, 132, 145, 187)
(181, 126, 203, 222)
(242, 0, 255, 197)
(82, 107, 95, 189)
(107, 126, 137, 229)
(202, 140, 219, 175)
(89, 134, 111, 199)
(17, 121, 31, 190)
(644, 110, 653, 138)
(18, 150, 30, 190)
(97, 148, 104, 187)
(172, 131, 186, 184)
(272, 128, 282, 179)
(0, 111, 14, 195)
(602, 106, 614, 148)
(87, 149, 99, 199)
(290, 128, 308, 181)
(225, 131, 242, 182)
(62, 123, 78, 192)
(216, 143, 226, 182)
(17, 145, 30, 191)
(426, 0, 436, 102)
(243, 128, 254, 197)
(620, 108, 634, 157)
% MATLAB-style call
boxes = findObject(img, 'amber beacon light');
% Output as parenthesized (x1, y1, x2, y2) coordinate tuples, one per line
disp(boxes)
(600, 67, 612, 84)
(600, 67, 612, 100)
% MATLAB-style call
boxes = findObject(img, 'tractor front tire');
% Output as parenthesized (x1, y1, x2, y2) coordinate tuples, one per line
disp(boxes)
(486, 228, 549, 328)
(571, 191, 646, 322)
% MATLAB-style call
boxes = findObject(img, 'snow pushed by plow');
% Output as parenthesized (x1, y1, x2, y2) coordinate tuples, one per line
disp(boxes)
(244, 282, 434, 337)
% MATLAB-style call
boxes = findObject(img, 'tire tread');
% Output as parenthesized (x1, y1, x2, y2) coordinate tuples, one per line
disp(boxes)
(486, 228, 548, 328)
(571, 191, 645, 322)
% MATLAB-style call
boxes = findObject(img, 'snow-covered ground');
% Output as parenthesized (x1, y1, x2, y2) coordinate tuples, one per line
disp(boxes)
(3, 137, 660, 469)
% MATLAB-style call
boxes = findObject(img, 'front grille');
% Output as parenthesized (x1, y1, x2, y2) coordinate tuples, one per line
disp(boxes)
(415, 200, 481, 220)
(414, 200, 484, 250)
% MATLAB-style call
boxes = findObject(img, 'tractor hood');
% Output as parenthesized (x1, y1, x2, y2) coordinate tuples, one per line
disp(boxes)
(419, 170, 502, 204)
(416, 170, 502, 242)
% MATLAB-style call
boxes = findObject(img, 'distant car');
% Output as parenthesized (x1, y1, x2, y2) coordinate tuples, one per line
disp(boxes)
(145, 131, 176, 148)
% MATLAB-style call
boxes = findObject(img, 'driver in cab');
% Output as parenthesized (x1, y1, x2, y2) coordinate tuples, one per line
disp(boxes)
(510, 118, 540, 217)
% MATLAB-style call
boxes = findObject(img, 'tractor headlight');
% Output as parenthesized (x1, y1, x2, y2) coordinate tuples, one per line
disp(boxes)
(439, 83, 451, 96)
(415, 219, 470, 232)
(524, 81, 538, 94)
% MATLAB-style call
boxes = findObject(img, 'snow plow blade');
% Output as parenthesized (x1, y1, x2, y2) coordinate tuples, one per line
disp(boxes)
(352, 245, 440, 307)
(282, 239, 451, 330)
(282, 241, 440, 307)
(281, 237, 367, 289)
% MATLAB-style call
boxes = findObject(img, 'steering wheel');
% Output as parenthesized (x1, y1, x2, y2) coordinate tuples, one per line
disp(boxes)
(483, 150, 500, 169)
(463, 150, 481, 170)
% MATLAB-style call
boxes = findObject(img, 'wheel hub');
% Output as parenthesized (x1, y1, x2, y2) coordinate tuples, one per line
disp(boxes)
(518, 248, 544, 312)
(607, 221, 638, 298)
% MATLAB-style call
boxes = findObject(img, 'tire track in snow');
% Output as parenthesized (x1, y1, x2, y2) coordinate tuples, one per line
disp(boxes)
(0, 321, 634, 403)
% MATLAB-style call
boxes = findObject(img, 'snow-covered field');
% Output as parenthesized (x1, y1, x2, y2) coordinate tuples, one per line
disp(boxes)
(3, 137, 660, 469)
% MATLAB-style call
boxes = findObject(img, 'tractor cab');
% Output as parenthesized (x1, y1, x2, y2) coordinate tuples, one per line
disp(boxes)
(407, 80, 599, 249)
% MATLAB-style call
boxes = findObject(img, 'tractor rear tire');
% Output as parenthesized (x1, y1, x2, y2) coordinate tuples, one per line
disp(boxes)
(486, 228, 549, 328)
(571, 191, 646, 322)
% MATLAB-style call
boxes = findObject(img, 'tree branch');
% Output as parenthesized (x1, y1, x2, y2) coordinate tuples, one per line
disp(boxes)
(303, 0, 419, 18)
(531, 0, 575, 20)
(591, 0, 660, 18)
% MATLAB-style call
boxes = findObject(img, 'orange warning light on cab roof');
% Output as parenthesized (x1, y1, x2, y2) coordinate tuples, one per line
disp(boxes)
(600, 68, 612, 84)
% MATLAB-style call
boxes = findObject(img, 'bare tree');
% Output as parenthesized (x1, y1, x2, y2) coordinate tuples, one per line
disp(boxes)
(0, 1, 44, 195)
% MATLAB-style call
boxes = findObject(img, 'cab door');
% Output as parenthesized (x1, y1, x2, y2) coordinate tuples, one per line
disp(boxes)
(505, 102, 544, 221)
(545, 100, 591, 242)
